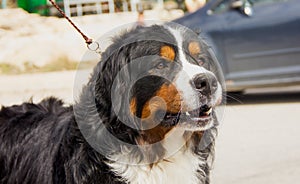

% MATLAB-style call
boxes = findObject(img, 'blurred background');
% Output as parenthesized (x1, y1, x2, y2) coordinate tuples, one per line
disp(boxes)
(0, 0, 300, 183)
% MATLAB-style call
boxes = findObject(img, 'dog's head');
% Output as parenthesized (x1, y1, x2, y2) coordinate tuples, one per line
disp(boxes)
(126, 28, 223, 133)
(76, 24, 224, 156)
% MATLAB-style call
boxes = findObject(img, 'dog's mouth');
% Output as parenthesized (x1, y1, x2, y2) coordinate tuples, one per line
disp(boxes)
(159, 104, 213, 127)
(183, 104, 213, 122)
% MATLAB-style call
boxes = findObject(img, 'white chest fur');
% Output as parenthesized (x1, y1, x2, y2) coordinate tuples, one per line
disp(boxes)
(108, 148, 203, 184)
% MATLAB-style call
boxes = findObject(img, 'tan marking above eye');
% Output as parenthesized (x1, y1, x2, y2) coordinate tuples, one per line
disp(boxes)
(188, 41, 201, 56)
(160, 45, 175, 61)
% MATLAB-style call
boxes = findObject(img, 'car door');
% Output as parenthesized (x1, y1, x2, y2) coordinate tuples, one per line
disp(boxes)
(222, 0, 300, 88)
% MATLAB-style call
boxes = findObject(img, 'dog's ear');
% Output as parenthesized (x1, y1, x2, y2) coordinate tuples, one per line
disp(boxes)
(111, 64, 131, 118)
(105, 45, 136, 124)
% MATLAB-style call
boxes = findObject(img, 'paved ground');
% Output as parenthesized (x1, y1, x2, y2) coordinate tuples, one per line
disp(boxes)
(1, 71, 300, 183)
(212, 95, 300, 184)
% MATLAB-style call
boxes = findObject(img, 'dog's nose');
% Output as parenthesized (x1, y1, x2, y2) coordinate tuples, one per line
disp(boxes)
(191, 73, 218, 94)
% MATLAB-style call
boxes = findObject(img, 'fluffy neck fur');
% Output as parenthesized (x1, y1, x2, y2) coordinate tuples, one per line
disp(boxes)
(106, 128, 206, 184)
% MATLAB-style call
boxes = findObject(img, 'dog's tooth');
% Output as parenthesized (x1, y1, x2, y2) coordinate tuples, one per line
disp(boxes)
(205, 108, 212, 115)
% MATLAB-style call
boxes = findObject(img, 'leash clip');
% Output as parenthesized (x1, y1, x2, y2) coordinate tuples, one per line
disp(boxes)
(87, 41, 102, 55)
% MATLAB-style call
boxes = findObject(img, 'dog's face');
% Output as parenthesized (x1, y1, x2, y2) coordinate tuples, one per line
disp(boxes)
(104, 24, 223, 144)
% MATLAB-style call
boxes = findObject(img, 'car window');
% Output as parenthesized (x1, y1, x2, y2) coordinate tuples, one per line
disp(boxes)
(210, 0, 231, 14)
(249, 0, 288, 5)
(210, 0, 289, 14)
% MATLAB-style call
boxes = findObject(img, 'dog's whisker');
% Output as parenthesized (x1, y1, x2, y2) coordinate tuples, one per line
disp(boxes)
(225, 94, 244, 104)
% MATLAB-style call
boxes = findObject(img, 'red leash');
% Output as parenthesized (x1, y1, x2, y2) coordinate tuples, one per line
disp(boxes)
(48, 0, 93, 45)
(48, 0, 102, 54)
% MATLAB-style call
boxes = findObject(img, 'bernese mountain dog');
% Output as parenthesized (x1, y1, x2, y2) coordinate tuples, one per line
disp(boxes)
(0, 24, 224, 184)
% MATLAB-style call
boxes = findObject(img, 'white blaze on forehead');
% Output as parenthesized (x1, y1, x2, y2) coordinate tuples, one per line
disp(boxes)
(166, 26, 211, 110)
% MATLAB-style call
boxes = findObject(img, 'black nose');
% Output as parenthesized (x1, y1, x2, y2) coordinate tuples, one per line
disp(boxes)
(191, 73, 218, 94)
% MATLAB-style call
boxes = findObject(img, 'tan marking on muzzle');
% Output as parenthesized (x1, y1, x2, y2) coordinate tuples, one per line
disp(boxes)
(136, 84, 182, 145)
(129, 97, 137, 115)
(141, 83, 181, 119)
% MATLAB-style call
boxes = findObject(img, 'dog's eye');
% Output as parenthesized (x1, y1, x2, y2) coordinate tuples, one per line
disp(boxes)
(197, 57, 205, 66)
(198, 60, 204, 66)
(156, 62, 166, 69)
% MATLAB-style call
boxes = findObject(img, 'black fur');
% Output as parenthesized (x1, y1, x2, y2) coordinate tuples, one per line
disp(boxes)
(0, 98, 125, 184)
